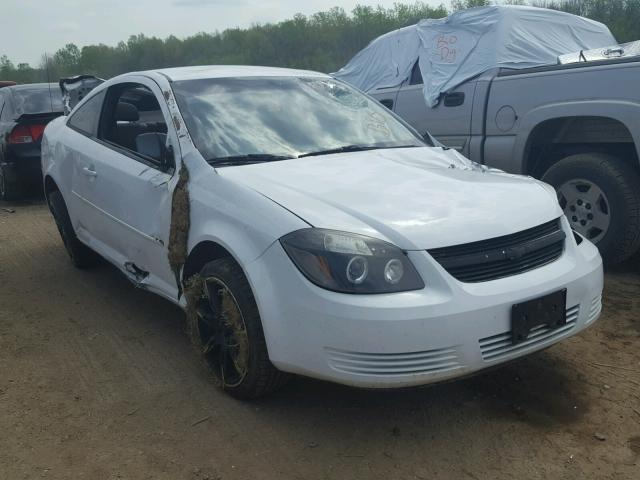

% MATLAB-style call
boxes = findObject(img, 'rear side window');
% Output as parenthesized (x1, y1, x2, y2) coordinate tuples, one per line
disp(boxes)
(68, 90, 106, 136)
(0, 94, 12, 121)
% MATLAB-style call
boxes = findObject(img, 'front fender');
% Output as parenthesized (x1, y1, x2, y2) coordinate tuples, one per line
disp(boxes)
(186, 172, 309, 271)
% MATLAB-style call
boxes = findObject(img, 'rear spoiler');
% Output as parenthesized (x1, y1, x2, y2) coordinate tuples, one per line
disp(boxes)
(59, 75, 104, 115)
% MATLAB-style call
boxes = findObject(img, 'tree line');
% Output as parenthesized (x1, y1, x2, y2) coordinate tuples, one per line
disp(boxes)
(2, 1, 639, 84)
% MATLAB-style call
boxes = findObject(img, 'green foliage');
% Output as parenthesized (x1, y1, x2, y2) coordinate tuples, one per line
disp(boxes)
(451, 0, 492, 10)
(532, 1, 640, 42)
(0, 1, 636, 84)
(0, 2, 447, 82)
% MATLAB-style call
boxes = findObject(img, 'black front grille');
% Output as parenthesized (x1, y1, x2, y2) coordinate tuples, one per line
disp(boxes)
(429, 219, 565, 283)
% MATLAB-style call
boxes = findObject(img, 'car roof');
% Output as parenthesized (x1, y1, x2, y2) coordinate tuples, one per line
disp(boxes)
(142, 65, 330, 82)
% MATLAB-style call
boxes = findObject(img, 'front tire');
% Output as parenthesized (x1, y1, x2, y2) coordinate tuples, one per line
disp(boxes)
(542, 153, 640, 264)
(48, 190, 100, 268)
(188, 258, 288, 399)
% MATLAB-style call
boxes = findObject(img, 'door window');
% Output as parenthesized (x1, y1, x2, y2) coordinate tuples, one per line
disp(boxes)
(410, 61, 423, 86)
(99, 83, 170, 169)
(67, 90, 106, 136)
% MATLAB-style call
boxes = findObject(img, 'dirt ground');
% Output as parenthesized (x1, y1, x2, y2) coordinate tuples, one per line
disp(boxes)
(0, 199, 638, 480)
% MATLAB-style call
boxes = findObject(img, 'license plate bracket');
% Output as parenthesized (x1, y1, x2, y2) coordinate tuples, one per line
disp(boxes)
(511, 289, 567, 345)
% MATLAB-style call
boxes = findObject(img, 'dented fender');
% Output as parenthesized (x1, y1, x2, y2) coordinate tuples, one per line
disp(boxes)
(185, 166, 310, 271)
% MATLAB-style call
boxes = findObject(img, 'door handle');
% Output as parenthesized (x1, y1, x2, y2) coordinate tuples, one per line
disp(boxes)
(443, 92, 465, 107)
(379, 99, 394, 110)
(82, 166, 97, 178)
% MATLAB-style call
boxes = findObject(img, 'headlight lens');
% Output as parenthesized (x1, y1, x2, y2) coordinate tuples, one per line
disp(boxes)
(280, 229, 425, 293)
(384, 259, 404, 284)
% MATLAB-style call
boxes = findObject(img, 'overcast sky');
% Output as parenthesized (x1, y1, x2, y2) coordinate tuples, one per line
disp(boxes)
(1, 0, 443, 66)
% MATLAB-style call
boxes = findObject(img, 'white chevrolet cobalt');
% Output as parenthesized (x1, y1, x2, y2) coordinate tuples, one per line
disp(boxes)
(42, 66, 603, 398)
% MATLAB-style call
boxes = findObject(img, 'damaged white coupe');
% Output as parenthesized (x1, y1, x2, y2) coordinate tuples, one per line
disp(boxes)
(41, 66, 603, 398)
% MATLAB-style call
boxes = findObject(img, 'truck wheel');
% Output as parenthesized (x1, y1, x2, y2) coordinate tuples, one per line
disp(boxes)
(191, 258, 289, 399)
(48, 190, 100, 268)
(0, 164, 23, 201)
(542, 153, 640, 264)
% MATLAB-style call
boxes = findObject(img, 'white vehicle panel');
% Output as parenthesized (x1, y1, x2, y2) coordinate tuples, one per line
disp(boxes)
(41, 65, 604, 391)
(217, 147, 561, 250)
(247, 227, 602, 387)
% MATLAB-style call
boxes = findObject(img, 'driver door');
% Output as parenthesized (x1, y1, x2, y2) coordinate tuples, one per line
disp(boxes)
(71, 77, 179, 299)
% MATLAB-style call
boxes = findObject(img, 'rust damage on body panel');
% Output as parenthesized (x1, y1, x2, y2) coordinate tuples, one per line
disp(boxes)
(167, 161, 191, 297)
(183, 273, 204, 345)
(182, 273, 223, 387)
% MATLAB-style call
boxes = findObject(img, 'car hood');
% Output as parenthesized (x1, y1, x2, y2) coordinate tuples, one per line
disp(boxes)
(216, 147, 562, 250)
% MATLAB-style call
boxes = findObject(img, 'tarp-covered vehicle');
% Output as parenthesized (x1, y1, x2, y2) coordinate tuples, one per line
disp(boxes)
(335, 6, 640, 264)
(333, 5, 615, 108)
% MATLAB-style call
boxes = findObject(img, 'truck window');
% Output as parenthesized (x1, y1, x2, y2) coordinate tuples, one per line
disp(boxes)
(410, 61, 423, 86)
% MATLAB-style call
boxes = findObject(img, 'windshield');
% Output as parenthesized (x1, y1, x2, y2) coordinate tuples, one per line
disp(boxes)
(172, 76, 425, 163)
(12, 85, 63, 116)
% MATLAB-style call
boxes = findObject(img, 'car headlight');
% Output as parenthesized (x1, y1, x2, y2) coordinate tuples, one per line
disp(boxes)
(280, 229, 425, 293)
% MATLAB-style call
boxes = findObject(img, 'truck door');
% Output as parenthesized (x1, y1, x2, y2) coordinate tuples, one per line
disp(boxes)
(368, 86, 400, 113)
(393, 62, 477, 157)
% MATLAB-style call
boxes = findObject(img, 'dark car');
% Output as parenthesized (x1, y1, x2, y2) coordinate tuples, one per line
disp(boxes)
(0, 83, 63, 200)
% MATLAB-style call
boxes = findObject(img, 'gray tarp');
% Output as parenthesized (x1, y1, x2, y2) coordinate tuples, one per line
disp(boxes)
(333, 6, 616, 107)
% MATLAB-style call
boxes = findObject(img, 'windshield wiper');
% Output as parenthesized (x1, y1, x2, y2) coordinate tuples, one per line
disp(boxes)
(210, 144, 422, 165)
(208, 153, 295, 166)
(298, 144, 419, 158)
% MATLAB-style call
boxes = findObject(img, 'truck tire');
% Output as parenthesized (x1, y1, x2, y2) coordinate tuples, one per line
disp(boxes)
(48, 190, 100, 268)
(542, 153, 640, 264)
(0, 164, 23, 201)
(191, 258, 289, 399)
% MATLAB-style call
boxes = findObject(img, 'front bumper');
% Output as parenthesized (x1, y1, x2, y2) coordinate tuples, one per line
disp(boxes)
(246, 221, 603, 388)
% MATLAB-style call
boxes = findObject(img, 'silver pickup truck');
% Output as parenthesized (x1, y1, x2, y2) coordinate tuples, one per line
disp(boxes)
(371, 56, 640, 264)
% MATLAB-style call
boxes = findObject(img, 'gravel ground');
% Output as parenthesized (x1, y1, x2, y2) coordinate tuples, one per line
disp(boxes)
(0, 199, 638, 480)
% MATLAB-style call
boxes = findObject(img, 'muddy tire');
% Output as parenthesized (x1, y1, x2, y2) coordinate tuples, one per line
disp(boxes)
(542, 153, 640, 265)
(48, 190, 100, 269)
(191, 258, 289, 399)
(0, 163, 23, 201)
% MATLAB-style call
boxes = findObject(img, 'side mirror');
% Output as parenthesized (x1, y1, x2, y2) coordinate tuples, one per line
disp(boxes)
(135, 132, 174, 171)
(164, 144, 175, 171)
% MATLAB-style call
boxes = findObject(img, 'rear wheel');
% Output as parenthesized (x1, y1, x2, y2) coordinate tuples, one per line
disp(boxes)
(542, 153, 640, 264)
(0, 164, 23, 201)
(48, 190, 100, 268)
(188, 258, 289, 399)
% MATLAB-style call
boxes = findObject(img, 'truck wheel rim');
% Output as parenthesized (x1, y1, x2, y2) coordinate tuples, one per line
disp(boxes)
(557, 179, 610, 244)
(195, 277, 249, 388)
